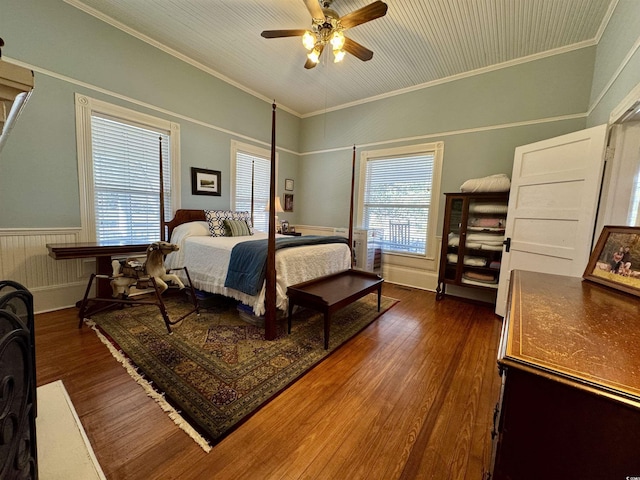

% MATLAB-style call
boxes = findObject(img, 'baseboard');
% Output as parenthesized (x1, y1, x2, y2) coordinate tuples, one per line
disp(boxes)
(383, 263, 438, 291)
(31, 282, 89, 314)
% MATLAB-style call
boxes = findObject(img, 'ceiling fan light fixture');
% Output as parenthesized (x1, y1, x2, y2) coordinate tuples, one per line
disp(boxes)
(307, 48, 321, 64)
(302, 31, 316, 50)
(330, 30, 345, 50)
(261, 1, 388, 69)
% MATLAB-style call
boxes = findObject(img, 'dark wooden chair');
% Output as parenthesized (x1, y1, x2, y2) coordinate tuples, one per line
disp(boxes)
(0, 281, 37, 479)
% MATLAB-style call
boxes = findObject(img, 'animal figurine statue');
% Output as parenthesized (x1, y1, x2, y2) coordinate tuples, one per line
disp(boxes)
(110, 241, 185, 298)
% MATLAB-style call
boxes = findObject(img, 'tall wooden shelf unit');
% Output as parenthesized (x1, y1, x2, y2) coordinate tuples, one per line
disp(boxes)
(436, 191, 509, 301)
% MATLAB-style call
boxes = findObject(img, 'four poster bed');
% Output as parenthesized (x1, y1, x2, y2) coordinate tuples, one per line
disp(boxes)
(162, 103, 380, 341)
(163, 211, 351, 318)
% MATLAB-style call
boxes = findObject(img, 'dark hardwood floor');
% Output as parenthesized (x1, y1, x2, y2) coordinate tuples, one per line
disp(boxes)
(35, 284, 503, 479)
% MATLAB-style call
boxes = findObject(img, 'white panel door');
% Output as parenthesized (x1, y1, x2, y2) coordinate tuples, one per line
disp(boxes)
(495, 124, 608, 317)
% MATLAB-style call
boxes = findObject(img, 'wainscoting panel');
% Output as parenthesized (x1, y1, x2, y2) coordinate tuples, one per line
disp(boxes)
(295, 224, 439, 293)
(0, 229, 87, 313)
(0, 226, 440, 313)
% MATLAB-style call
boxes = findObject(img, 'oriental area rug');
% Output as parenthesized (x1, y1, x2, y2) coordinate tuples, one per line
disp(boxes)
(87, 293, 397, 451)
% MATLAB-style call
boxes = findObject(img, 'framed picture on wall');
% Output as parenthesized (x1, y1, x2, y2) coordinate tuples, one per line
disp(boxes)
(285, 179, 294, 191)
(191, 167, 221, 196)
(284, 194, 294, 212)
(583, 225, 640, 298)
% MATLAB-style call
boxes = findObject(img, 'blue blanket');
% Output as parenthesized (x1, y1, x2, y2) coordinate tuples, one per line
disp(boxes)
(224, 235, 349, 295)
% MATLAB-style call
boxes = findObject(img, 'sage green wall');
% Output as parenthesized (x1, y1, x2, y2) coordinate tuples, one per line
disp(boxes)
(298, 48, 595, 228)
(3, 0, 638, 236)
(587, 0, 640, 126)
(0, 0, 301, 228)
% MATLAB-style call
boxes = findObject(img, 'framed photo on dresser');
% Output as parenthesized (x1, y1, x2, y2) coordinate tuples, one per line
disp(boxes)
(583, 225, 640, 298)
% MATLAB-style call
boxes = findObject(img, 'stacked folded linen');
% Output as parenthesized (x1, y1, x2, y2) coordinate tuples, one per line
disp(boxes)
(446, 254, 487, 267)
(468, 203, 508, 214)
(466, 232, 504, 244)
(463, 271, 497, 283)
(448, 231, 505, 251)
(461, 276, 499, 288)
(467, 226, 504, 232)
(468, 217, 505, 228)
(448, 235, 483, 249)
(466, 232, 504, 251)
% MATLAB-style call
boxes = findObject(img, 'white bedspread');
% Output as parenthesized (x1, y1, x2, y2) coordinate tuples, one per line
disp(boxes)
(165, 226, 351, 316)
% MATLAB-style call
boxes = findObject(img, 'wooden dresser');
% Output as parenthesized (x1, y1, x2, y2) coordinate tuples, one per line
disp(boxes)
(490, 270, 640, 479)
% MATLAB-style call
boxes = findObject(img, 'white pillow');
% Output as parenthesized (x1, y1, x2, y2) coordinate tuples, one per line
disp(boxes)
(460, 174, 510, 192)
(166, 221, 209, 270)
(169, 221, 210, 244)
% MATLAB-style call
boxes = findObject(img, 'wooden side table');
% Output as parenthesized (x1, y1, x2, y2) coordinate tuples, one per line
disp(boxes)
(47, 242, 149, 299)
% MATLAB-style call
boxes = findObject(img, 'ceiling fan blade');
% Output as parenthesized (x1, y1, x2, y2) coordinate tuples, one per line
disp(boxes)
(343, 36, 374, 61)
(340, 1, 388, 30)
(261, 29, 307, 39)
(304, 44, 325, 69)
(303, 0, 325, 20)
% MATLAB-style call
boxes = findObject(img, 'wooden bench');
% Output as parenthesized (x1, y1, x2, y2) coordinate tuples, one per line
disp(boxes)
(287, 269, 384, 349)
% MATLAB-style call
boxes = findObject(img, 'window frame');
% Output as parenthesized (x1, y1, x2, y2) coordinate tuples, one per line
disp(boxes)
(230, 140, 278, 233)
(75, 93, 181, 243)
(357, 142, 444, 260)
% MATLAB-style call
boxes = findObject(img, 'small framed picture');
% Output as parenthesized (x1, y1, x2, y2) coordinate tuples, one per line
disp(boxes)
(191, 167, 221, 196)
(285, 179, 294, 191)
(284, 194, 294, 212)
(583, 225, 640, 298)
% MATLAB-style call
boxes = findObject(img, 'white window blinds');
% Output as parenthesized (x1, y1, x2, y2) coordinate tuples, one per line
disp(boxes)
(363, 153, 435, 255)
(234, 150, 271, 232)
(91, 114, 171, 245)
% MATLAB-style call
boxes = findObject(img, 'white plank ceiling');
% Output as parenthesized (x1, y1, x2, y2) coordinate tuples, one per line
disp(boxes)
(65, 0, 615, 117)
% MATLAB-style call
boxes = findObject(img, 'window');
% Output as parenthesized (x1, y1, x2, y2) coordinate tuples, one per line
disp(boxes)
(359, 142, 443, 257)
(76, 94, 180, 244)
(230, 141, 276, 232)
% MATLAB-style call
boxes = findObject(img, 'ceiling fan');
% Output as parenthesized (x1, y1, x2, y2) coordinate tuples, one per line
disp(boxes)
(261, 0, 388, 69)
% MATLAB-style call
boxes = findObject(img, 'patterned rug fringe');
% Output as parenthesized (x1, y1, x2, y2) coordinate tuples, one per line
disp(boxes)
(85, 319, 213, 453)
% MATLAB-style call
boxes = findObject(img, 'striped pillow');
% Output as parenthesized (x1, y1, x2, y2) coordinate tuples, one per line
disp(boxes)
(223, 219, 251, 237)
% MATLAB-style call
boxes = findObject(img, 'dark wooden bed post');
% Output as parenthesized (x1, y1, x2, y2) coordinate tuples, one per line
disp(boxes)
(159, 136, 166, 241)
(250, 160, 255, 228)
(264, 102, 277, 340)
(349, 145, 356, 268)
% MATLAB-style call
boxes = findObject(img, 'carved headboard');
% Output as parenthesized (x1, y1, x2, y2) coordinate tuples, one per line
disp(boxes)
(164, 209, 206, 241)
